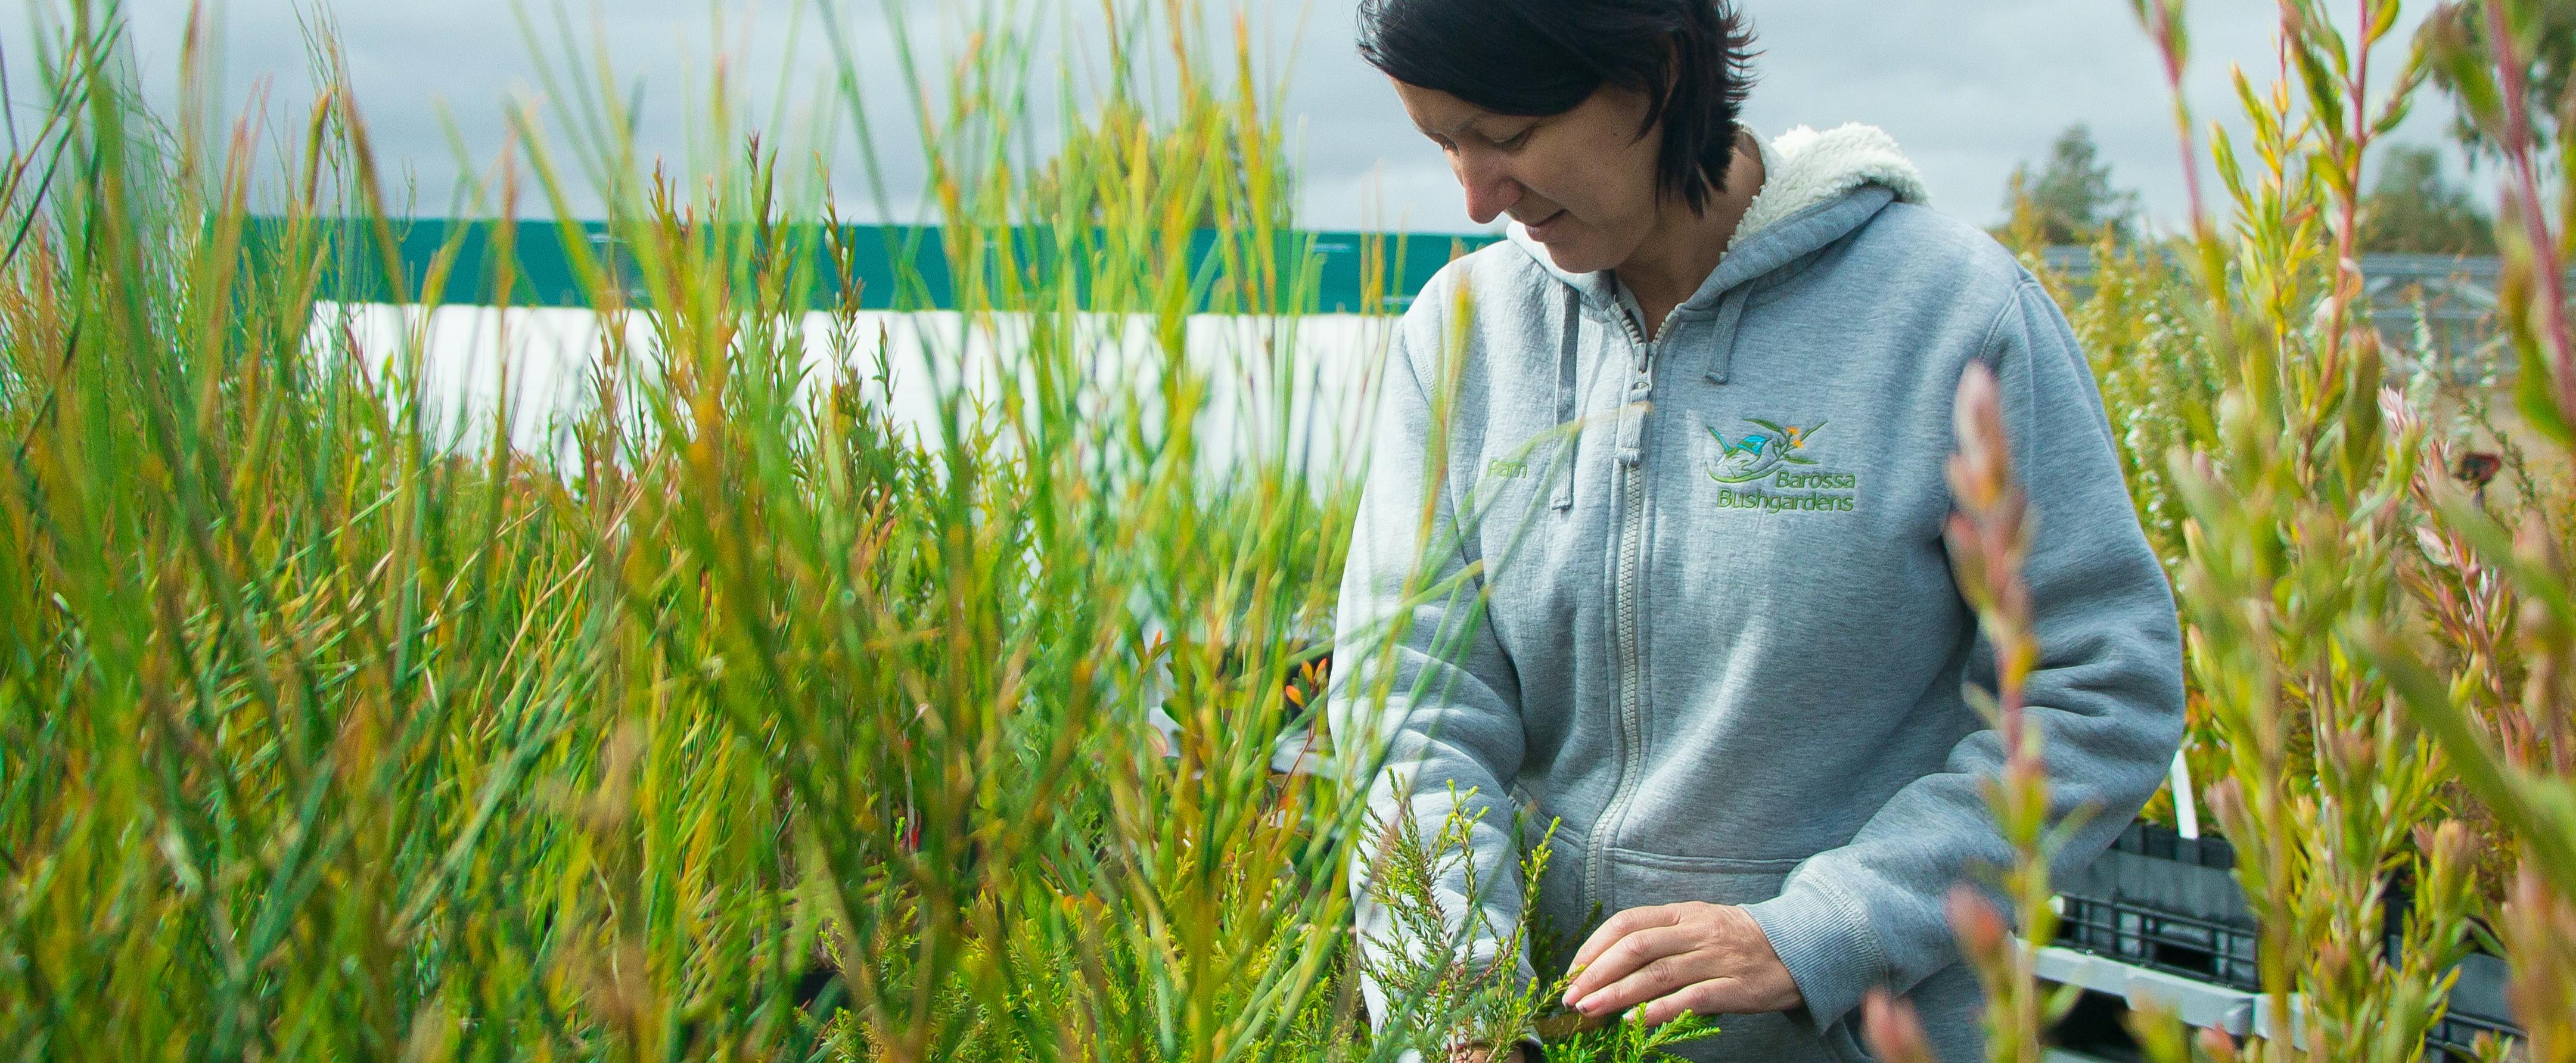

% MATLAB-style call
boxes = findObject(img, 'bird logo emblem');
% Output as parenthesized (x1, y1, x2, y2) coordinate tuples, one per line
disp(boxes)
(1708, 418, 1826, 484)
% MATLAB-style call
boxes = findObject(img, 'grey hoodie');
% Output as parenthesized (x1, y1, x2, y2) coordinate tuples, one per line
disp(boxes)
(1326, 125, 2185, 1063)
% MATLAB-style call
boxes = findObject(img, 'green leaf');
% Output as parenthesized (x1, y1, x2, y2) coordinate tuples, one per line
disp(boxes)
(2514, 332, 2576, 447)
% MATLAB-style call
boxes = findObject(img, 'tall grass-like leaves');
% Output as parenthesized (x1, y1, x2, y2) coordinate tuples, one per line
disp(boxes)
(0, 1, 1486, 1059)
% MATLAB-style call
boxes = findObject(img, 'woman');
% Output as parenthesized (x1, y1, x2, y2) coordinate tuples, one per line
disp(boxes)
(1322, 2, 2186, 1061)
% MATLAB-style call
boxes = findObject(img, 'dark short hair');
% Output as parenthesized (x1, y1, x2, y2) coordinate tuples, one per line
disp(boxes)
(1356, 0, 1758, 213)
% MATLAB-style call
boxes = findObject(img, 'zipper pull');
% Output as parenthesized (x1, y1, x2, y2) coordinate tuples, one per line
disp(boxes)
(1616, 375, 1651, 468)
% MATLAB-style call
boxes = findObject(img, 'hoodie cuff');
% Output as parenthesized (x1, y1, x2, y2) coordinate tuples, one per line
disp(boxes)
(1743, 877, 1885, 1031)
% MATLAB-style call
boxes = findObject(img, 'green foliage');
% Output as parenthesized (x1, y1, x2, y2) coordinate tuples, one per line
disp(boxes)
(1356, 791, 1555, 1058)
(2102, 1, 2568, 1061)
(2160, 0, 2482, 1048)
(2042, 235, 2224, 577)
(11, 0, 2576, 1061)
(0, 1, 1430, 1061)
(1355, 795, 1722, 1063)
(2384, 0, 2576, 1059)
(2028, 235, 2227, 832)
(1533, 1009, 1724, 1063)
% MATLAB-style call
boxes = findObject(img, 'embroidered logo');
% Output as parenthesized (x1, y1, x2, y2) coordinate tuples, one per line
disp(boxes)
(1707, 418, 1860, 514)
(1708, 418, 1824, 483)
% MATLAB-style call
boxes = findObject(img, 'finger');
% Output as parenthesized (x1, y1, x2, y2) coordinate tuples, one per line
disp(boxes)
(1566, 905, 1680, 975)
(1640, 977, 1754, 1025)
(1562, 922, 1696, 1004)
(1571, 949, 1707, 1017)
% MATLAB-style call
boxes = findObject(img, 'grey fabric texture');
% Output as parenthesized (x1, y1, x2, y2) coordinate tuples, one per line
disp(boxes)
(1325, 127, 2186, 1063)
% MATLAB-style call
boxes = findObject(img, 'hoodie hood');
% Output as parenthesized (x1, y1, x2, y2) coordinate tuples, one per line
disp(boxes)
(1501, 123, 1930, 390)
(1503, 123, 1931, 317)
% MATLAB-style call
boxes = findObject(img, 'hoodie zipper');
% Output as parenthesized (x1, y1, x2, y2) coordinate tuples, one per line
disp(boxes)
(1586, 299, 1661, 911)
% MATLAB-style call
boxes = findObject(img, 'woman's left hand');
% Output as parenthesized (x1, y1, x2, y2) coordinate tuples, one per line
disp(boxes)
(1557, 902, 1804, 1024)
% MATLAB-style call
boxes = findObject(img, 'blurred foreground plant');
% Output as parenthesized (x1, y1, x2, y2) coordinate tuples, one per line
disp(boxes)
(0, 1, 1480, 1060)
(1860, 362, 2069, 1063)
(2375, 2, 2576, 1062)
(2126, 1, 2487, 1058)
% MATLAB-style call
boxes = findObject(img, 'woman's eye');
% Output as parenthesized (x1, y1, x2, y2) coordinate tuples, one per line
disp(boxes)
(1499, 128, 1536, 150)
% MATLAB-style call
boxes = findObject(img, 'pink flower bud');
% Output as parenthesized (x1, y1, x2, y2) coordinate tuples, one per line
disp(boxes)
(1862, 989, 1936, 1063)
(1947, 885, 2009, 967)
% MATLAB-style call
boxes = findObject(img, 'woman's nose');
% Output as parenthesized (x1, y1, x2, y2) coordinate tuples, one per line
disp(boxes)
(1452, 150, 1522, 226)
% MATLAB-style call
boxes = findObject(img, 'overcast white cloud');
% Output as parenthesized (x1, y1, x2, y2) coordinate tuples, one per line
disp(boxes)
(4, 0, 2485, 234)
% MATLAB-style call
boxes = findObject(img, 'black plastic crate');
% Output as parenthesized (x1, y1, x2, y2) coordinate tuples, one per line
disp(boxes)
(2054, 822, 2526, 1057)
(2384, 877, 2525, 1058)
(2425, 950, 2519, 1059)
(2053, 821, 2264, 992)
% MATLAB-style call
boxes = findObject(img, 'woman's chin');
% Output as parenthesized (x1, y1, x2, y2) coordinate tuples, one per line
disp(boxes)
(1539, 241, 1612, 275)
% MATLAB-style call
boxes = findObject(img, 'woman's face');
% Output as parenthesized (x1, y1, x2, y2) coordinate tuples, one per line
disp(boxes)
(1389, 77, 1667, 275)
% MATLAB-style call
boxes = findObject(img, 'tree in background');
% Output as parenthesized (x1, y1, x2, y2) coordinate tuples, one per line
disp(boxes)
(2001, 124, 2141, 247)
(2357, 144, 2500, 256)
(2422, 0, 2571, 157)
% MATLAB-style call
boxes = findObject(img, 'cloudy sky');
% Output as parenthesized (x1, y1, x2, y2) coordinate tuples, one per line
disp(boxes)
(7, 0, 2486, 235)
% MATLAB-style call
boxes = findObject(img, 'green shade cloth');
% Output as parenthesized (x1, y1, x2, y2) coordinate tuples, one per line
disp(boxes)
(247, 217, 1505, 315)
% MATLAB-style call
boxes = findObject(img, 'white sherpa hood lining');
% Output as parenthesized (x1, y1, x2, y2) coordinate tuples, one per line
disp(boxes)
(1729, 123, 1929, 252)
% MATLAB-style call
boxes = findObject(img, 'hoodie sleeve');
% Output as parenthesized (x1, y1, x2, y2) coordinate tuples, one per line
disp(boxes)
(1742, 276, 2187, 1032)
(1327, 292, 1543, 1045)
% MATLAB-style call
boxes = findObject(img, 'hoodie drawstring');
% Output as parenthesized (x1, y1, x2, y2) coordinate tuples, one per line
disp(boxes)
(1552, 285, 1580, 511)
(1703, 284, 1752, 387)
